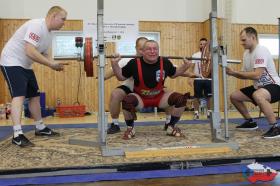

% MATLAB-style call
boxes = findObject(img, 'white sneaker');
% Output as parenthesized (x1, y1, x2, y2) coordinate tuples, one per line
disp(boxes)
(206, 110, 212, 119)
(193, 113, 199, 120)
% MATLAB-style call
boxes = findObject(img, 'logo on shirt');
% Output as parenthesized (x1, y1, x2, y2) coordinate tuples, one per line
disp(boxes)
(255, 59, 264, 64)
(29, 32, 40, 42)
(141, 89, 161, 96)
(156, 70, 165, 82)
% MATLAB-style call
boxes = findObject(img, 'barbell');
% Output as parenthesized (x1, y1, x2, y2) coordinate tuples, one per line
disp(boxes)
(75, 37, 239, 77)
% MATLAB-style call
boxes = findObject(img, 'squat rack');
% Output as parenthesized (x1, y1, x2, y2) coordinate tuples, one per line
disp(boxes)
(69, 0, 239, 156)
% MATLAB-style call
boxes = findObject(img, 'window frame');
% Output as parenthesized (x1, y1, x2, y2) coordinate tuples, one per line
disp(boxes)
(52, 31, 84, 59)
(51, 31, 161, 59)
(258, 34, 279, 59)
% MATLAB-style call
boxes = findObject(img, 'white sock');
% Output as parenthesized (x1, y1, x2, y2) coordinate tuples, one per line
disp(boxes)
(194, 111, 199, 115)
(207, 110, 211, 115)
(112, 119, 119, 125)
(35, 119, 46, 130)
(165, 115, 171, 124)
(13, 124, 23, 137)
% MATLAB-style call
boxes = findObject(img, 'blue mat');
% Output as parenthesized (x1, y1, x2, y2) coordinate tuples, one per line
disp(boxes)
(0, 161, 279, 186)
(0, 118, 279, 185)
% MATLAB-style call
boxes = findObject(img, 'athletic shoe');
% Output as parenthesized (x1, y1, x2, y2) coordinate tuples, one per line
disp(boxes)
(236, 121, 258, 131)
(122, 127, 135, 140)
(107, 123, 121, 134)
(262, 126, 280, 139)
(207, 111, 211, 119)
(12, 134, 34, 147)
(35, 127, 60, 136)
(193, 113, 199, 120)
(166, 125, 184, 137)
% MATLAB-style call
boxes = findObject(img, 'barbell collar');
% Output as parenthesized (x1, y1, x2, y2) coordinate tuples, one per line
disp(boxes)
(227, 59, 241, 64)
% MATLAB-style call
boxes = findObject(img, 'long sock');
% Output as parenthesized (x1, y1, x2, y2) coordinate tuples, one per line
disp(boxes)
(168, 116, 180, 127)
(13, 124, 23, 137)
(112, 118, 119, 125)
(35, 119, 46, 130)
(125, 119, 134, 127)
(165, 115, 171, 124)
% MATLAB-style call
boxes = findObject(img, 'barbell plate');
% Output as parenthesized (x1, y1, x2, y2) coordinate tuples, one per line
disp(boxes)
(84, 38, 94, 77)
(201, 42, 212, 78)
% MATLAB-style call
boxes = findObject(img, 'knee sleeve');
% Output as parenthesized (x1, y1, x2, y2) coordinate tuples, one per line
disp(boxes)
(122, 94, 139, 112)
(168, 92, 190, 108)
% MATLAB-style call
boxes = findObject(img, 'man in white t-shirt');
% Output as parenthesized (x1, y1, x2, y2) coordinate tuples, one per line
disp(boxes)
(0, 6, 68, 147)
(226, 27, 280, 139)
(188, 38, 212, 120)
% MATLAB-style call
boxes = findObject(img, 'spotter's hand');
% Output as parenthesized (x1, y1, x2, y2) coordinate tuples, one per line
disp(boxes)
(50, 61, 69, 71)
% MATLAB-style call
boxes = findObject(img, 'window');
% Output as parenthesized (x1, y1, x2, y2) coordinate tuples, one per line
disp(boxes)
(52, 31, 161, 58)
(259, 34, 279, 59)
(52, 31, 84, 59)
(116, 32, 161, 55)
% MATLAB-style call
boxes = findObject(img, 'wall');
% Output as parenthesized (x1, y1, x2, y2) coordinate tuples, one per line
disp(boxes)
(0, 0, 210, 22)
(1, 0, 280, 24)
(0, 19, 208, 111)
(0, 18, 279, 111)
(0, 0, 280, 111)
(231, 0, 280, 24)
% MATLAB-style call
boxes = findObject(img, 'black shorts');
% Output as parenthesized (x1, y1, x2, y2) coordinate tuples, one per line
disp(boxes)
(194, 79, 212, 98)
(240, 84, 280, 105)
(1, 66, 40, 98)
(116, 85, 133, 95)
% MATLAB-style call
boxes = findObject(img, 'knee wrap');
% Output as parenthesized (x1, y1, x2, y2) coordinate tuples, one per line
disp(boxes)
(122, 94, 138, 112)
(168, 92, 190, 108)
